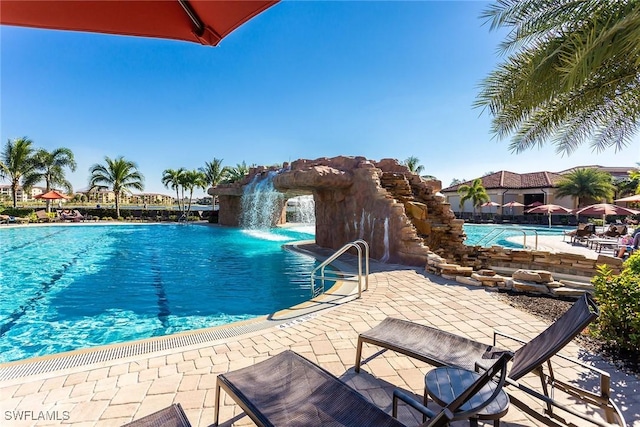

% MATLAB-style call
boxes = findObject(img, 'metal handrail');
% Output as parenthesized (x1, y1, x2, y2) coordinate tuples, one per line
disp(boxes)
(476, 227, 538, 250)
(310, 239, 369, 299)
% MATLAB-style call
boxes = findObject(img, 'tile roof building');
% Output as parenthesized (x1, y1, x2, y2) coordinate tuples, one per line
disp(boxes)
(441, 165, 633, 215)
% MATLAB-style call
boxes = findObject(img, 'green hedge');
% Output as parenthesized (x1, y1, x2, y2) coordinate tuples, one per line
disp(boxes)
(591, 252, 640, 353)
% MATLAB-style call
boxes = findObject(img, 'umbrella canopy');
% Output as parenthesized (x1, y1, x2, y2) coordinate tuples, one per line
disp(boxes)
(526, 201, 543, 208)
(526, 204, 572, 214)
(0, 0, 278, 46)
(502, 201, 525, 208)
(480, 201, 500, 207)
(525, 204, 572, 228)
(574, 203, 639, 217)
(615, 194, 640, 203)
(34, 190, 71, 200)
(480, 201, 499, 214)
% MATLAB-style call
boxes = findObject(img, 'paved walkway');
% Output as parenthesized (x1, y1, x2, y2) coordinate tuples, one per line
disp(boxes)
(1, 255, 638, 427)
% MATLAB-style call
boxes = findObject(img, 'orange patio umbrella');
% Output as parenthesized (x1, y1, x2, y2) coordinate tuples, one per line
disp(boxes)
(34, 190, 71, 200)
(0, 0, 278, 47)
(34, 190, 71, 212)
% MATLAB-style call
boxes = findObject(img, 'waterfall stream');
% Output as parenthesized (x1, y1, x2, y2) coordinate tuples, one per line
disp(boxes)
(289, 195, 315, 224)
(240, 171, 285, 229)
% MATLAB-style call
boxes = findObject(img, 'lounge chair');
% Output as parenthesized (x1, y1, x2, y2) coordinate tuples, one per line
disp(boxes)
(0, 214, 10, 224)
(122, 403, 191, 427)
(563, 223, 596, 243)
(601, 224, 627, 238)
(355, 294, 625, 427)
(8, 215, 30, 224)
(213, 350, 511, 427)
(35, 209, 59, 223)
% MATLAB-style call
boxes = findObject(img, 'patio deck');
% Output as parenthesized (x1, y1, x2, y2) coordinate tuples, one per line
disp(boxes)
(1, 250, 638, 427)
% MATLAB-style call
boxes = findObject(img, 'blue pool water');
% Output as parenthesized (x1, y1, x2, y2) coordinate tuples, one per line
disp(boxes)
(0, 224, 316, 363)
(463, 224, 571, 248)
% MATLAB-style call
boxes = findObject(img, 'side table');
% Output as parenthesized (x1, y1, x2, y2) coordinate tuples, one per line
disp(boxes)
(425, 366, 509, 427)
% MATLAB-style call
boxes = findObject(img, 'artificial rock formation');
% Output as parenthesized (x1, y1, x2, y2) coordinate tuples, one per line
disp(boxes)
(210, 156, 469, 265)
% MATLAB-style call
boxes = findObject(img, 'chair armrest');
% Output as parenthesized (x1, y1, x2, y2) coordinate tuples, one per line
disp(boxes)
(392, 389, 436, 419)
(493, 330, 527, 346)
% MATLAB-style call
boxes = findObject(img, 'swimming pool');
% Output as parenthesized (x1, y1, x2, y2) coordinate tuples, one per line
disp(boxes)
(463, 224, 571, 248)
(0, 224, 317, 363)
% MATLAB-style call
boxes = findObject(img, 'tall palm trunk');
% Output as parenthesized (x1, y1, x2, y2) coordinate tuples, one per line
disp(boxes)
(11, 180, 18, 208)
(115, 191, 120, 218)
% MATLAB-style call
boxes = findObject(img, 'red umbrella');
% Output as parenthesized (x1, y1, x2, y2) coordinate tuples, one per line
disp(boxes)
(480, 201, 500, 214)
(574, 203, 639, 216)
(34, 190, 71, 200)
(502, 200, 524, 216)
(525, 204, 572, 228)
(34, 190, 71, 212)
(615, 194, 640, 203)
(574, 203, 639, 226)
(1, 0, 278, 46)
(526, 201, 543, 208)
(502, 201, 525, 208)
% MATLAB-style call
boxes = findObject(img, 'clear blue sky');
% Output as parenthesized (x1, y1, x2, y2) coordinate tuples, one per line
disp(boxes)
(2, 1, 637, 197)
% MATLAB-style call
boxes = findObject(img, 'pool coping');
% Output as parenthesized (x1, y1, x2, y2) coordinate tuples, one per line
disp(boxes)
(0, 239, 359, 383)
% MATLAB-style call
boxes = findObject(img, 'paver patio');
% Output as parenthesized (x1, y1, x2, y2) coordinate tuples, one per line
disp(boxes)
(1, 254, 638, 427)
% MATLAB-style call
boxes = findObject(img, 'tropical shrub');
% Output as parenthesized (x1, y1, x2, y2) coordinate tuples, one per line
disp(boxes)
(591, 253, 640, 354)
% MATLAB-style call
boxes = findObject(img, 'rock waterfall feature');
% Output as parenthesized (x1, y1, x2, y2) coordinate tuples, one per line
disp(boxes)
(210, 156, 470, 266)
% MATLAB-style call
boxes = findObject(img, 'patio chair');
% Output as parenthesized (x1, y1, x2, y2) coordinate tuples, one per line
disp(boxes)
(8, 215, 30, 224)
(563, 223, 596, 243)
(355, 294, 625, 427)
(121, 403, 191, 427)
(213, 350, 511, 427)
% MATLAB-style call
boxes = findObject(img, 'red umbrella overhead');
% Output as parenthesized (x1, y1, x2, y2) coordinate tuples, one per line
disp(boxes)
(34, 190, 71, 200)
(0, 0, 278, 46)
(526, 201, 543, 208)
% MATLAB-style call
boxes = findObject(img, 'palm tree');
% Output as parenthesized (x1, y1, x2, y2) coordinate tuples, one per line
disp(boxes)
(162, 168, 186, 214)
(88, 156, 144, 218)
(180, 169, 207, 220)
(629, 163, 640, 194)
(224, 161, 249, 183)
(554, 168, 615, 208)
(457, 178, 490, 215)
(26, 147, 77, 212)
(476, 1, 640, 155)
(199, 158, 228, 206)
(403, 156, 425, 175)
(0, 137, 36, 208)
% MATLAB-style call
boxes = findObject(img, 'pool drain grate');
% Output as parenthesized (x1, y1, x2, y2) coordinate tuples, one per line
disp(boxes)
(0, 318, 285, 382)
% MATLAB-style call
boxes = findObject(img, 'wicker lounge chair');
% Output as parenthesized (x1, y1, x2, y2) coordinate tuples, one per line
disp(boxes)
(355, 294, 625, 427)
(213, 350, 511, 427)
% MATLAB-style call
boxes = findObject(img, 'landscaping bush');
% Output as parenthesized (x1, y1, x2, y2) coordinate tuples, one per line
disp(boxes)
(591, 252, 640, 354)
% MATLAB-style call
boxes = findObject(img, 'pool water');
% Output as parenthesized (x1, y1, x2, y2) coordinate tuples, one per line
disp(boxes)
(0, 224, 317, 363)
(463, 224, 571, 248)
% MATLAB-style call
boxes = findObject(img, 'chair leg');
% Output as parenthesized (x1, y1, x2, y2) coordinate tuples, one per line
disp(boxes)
(423, 388, 429, 423)
(354, 338, 363, 373)
(213, 382, 221, 426)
